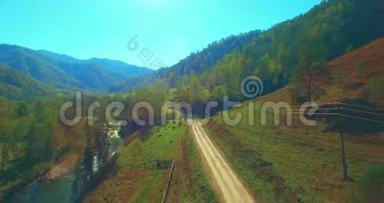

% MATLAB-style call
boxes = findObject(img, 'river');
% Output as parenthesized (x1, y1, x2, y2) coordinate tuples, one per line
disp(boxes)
(8, 173, 76, 203)
(6, 124, 122, 203)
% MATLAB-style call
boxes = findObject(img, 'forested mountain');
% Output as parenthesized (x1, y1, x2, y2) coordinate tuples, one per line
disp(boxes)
(0, 64, 54, 99)
(38, 50, 152, 78)
(1, 0, 383, 100)
(170, 0, 384, 105)
(0, 45, 81, 90)
(163, 31, 262, 84)
(0, 45, 151, 94)
(86, 58, 152, 78)
(111, 30, 261, 91)
(37, 50, 80, 63)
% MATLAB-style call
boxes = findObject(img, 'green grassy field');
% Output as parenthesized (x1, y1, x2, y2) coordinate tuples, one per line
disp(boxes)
(167, 123, 216, 202)
(205, 97, 384, 203)
(85, 120, 215, 203)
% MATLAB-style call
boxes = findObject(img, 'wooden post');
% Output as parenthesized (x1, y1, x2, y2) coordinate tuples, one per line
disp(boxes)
(161, 160, 175, 203)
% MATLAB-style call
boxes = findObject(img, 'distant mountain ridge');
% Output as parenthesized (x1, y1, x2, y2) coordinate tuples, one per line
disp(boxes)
(0, 44, 152, 95)
(37, 49, 80, 63)
(38, 50, 152, 78)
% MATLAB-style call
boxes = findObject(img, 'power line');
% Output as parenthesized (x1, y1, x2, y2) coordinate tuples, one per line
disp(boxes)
(315, 107, 340, 111)
(338, 113, 384, 125)
(290, 107, 340, 112)
(287, 111, 384, 126)
(267, 102, 384, 126)
(289, 112, 339, 116)
(334, 102, 384, 112)
(302, 107, 384, 117)
(341, 107, 384, 117)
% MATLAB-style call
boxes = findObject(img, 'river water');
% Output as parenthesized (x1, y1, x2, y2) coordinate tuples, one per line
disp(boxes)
(6, 124, 122, 203)
(8, 174, 76, 203)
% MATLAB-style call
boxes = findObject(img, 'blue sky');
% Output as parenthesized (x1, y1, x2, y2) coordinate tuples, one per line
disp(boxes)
(0, 0, 320, 69)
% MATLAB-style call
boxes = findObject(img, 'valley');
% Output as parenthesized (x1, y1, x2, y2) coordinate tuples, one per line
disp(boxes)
(1, 0, 384, 202)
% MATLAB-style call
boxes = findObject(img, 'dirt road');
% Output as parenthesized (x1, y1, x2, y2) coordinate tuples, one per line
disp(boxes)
(190, 120, 255, 203)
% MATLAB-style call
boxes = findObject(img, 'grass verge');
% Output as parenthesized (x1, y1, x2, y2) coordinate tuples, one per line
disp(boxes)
(85, 120, 215, 202)
(205, 96, 384, 203)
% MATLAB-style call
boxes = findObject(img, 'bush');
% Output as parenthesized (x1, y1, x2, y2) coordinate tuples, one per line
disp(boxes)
(357, 165, 384, 203)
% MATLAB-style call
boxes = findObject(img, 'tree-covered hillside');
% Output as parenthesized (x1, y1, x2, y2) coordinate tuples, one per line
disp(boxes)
(172, 0, 384, 105)
(111, 30, 261, 92)
(324, 38, 384, 106)
(0, 64, 54, 100)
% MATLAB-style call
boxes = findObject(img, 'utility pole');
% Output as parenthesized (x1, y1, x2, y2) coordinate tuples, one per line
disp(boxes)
(339, 128, 349, 179)
(336, 103, 354, 181)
